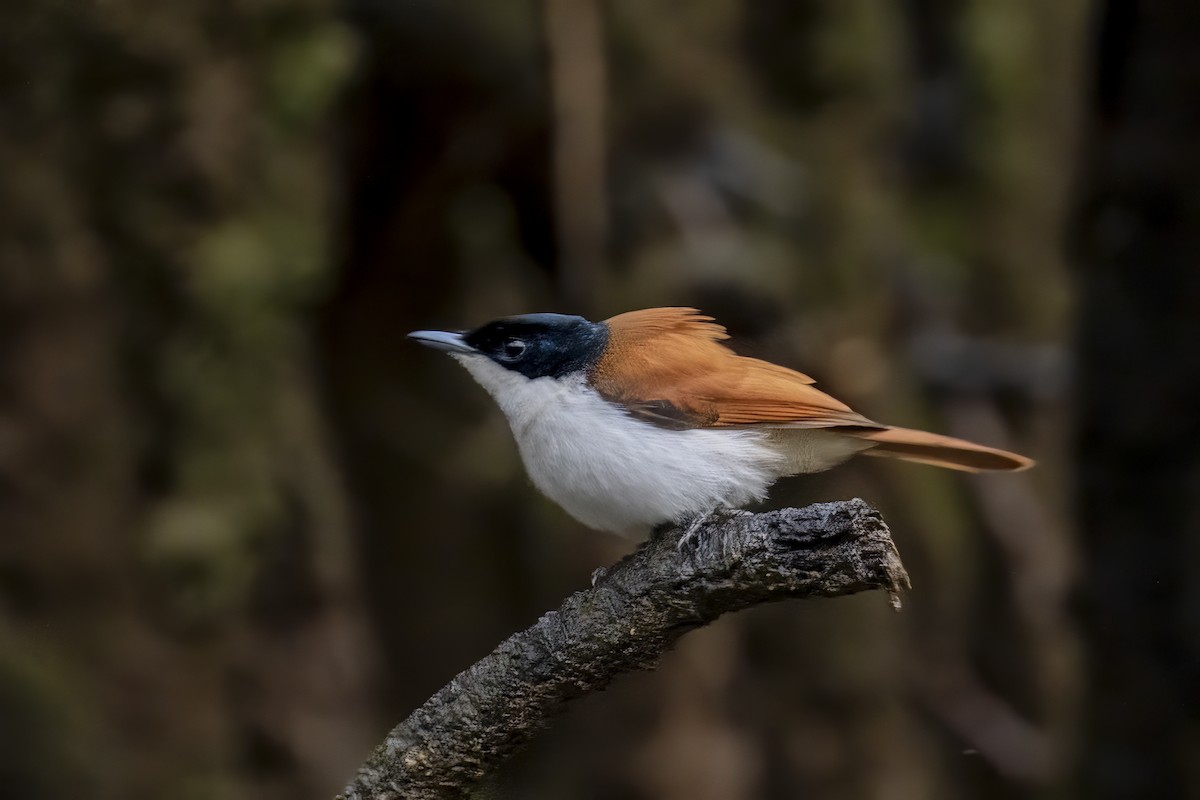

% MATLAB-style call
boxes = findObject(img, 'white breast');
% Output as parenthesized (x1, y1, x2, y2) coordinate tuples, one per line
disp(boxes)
(454, 356, 787, 537)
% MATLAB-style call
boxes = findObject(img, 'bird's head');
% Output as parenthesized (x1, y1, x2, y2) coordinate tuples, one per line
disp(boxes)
(408, 313, 609, 381)
(408, 308, 730, 416)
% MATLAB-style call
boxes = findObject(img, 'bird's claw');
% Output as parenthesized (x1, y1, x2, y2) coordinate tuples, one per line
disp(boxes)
(676, 508, 720, 552)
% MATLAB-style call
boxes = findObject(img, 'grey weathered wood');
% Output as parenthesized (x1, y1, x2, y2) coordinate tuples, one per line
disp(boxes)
(337, 499, 908, 800)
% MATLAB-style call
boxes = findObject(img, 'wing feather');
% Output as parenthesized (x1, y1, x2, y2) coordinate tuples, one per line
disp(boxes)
(593, 307, 878, 430)
(592, 308, 1032, 472)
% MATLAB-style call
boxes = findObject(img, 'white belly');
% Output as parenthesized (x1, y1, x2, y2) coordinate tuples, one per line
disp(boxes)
(453, 355, 871, 537)
(515, 389, 785, 536)
(455, 357, 782, 535)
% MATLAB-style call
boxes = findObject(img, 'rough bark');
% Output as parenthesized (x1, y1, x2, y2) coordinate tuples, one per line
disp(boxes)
(337, 499, 909, 800)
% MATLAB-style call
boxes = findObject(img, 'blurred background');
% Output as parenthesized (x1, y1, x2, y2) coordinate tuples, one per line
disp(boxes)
(2, 0, 1198, 798)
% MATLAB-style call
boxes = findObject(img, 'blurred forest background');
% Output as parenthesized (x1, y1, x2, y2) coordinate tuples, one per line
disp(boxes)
(2, 0, 1198, 798)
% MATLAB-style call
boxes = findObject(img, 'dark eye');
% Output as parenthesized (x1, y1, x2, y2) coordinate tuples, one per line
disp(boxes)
(502, 337, 527, 360)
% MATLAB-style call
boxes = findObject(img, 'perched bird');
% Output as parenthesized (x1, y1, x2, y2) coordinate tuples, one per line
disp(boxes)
(409, 308, 1032, 538)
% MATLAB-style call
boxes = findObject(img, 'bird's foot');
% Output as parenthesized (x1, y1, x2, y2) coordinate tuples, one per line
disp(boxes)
(676, 507, 726, 552)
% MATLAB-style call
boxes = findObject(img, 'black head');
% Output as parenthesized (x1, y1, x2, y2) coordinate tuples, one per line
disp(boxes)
(463, 313, 608, 379)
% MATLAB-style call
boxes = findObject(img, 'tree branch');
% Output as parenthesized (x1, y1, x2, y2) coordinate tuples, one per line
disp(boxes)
(336, 499, 909, 800)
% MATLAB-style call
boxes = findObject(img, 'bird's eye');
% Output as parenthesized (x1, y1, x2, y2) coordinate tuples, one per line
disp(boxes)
(502, 338, 527, 359)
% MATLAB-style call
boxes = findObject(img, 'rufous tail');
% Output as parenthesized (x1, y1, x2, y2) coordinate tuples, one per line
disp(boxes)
(845, 426, 1033, 472)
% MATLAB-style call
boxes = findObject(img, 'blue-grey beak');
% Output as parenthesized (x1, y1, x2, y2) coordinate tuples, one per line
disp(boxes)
(407, 329, 477, 355)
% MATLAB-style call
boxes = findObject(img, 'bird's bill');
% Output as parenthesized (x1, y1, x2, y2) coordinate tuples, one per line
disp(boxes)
(407, 329, 477, 355)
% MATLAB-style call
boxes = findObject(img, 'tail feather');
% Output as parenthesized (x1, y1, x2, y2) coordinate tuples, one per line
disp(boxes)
(846, 426, 1033, 473)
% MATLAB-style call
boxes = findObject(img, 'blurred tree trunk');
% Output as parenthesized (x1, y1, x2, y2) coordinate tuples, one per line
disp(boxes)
(1071, 1, 1200, 796)
(320, 0, 558, 710)
(0, 2, 377, 798)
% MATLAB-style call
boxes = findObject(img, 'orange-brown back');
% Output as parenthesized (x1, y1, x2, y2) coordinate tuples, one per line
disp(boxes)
(590, 307, 1032, 472)
(591, 307, 875, 429)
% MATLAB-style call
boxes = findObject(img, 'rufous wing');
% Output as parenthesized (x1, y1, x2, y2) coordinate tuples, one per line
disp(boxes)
(592, 307, 1034, 473)
(593, 307, 877, 429)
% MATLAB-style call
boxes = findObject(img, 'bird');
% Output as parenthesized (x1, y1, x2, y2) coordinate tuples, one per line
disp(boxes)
(409, 307, 1032, 539)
